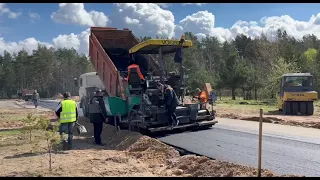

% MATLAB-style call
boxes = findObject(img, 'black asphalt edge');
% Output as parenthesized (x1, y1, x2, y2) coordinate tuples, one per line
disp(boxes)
(160, 141, 216, 160)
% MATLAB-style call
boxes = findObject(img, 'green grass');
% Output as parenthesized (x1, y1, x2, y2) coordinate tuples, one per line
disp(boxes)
(217, 103, 278, 112)
(214, 96, 279, 112)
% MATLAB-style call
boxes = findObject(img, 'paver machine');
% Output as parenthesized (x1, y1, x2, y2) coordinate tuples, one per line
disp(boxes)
(98, 36, 217, 134)
(277, 73, 318, 115)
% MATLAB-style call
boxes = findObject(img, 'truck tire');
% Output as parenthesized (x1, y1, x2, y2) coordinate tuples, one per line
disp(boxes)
(307, 101, 314, 115)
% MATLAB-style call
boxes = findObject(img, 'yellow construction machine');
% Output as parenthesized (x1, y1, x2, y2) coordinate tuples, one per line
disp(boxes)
(277, 73, 318, 115)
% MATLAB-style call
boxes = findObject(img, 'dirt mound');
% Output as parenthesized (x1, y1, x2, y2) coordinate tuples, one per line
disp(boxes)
(76, 117, 143, 150)
(219, 113, 239, 119)
(127, 136, 180, 165)
(218, 113, 320, 129)
(240, 117, 274, 123)
(167, 155, 281, 177)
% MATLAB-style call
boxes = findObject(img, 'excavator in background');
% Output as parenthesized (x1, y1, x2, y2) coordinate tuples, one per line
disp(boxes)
(277, 73, 318, 115)
(76, 27, 217, 135)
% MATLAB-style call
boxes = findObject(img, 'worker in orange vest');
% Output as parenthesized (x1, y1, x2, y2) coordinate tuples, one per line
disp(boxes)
(195, 88, 208, 109)
(126, 61, 145, 82)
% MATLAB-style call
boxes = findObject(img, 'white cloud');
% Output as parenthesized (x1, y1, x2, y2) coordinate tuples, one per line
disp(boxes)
(0, 29, 89, 55)
(0, 37, 52, 55)
(4, 4, 320, 56)
(181, 3, 207, 6)
(175, 11, 216, 39)
(109, 3, 176, 38)
(28, 12, 40, 20)
(155, 3, 171, 8)
(176, 11, 320, 42)
(52, 28, 90, 54)
(0, 3, 22, 19)
(51, 3, 109, 27)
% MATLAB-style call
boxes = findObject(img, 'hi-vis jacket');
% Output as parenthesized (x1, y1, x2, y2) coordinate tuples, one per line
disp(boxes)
(198, 91, 208, 103)
(55, 99, 79, 123)
(127, 64, 145, 81)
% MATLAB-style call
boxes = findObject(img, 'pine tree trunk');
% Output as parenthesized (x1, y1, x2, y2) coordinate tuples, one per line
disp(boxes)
(231, 88, 236, 100)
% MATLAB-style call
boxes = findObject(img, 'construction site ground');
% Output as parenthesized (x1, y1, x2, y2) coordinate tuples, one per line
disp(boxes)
(0, 100, 298, 177)
(185, 96, 320, 130)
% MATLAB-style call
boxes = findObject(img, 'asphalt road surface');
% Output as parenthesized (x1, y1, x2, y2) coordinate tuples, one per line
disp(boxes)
(12, 100, 320, 177)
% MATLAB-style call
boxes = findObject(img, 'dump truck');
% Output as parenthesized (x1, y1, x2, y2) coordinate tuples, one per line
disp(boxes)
(77, 27, 217, 135)
(78, 72, 104, 118)
(277, 73, 318, 115)
(18, 89, 34, 101)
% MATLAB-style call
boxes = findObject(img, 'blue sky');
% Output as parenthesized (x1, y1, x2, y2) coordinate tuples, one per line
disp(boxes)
(1, 3, 320, 55)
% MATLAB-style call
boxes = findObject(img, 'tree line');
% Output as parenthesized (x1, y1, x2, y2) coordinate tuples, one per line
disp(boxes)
(1, 29, 320, 100)
(146, 30, 320, 100)
(0, 45, 93, 98)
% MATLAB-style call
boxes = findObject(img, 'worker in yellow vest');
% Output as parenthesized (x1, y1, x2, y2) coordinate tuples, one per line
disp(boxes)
(55, 92, 79, 150)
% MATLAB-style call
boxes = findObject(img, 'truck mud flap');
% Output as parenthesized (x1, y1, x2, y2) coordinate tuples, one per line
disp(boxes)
(148, 120, 218, 133)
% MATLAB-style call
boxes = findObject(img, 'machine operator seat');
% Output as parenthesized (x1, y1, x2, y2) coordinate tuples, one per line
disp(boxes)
(128, 68, 145, 95)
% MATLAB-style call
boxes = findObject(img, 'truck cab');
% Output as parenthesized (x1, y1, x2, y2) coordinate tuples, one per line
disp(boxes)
(78, 72, 104, 117)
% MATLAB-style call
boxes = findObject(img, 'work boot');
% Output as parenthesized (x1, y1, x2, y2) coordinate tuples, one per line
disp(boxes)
(62, 140, 68, 150)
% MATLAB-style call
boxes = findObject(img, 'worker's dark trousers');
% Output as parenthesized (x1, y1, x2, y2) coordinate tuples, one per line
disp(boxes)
(93, 122, 103, 144)
(167, 106, 177, 126)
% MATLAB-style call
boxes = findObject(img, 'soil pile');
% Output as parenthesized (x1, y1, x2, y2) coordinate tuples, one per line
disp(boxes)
(127, 136, 180, 165)
(75, 117, 143, 150)
(218, 112, 320, 129)
(167, 155, 276, 177)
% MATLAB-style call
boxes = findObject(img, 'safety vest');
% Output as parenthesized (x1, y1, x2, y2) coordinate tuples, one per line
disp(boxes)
(127, 64, 145, 81)
(199, 91, 208, 103)
(60, 99, 77, 124)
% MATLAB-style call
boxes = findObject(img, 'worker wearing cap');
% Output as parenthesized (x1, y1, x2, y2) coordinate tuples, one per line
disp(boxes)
(55, 92, 79, 150)
(157, 82, 180, 127)
(89, 89, 108, 146)
(195, 88, 208, 109)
